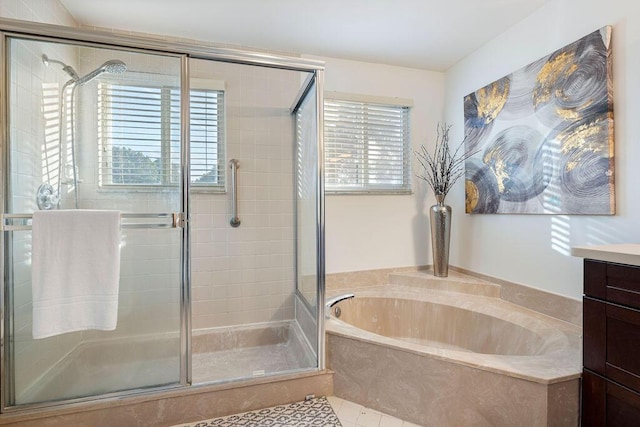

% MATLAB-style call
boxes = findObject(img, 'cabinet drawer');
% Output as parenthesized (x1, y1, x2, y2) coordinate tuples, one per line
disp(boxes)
(584, 260, 640, 310)
(607, 263, 640, 310)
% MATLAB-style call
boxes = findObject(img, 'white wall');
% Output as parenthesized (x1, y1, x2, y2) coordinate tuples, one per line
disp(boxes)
(305, 55, 445, 274)
(444, 0, 640, 299)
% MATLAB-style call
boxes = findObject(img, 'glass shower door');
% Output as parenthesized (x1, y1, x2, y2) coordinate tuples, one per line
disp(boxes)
(3, 36, 186, 406)
(187, 57, 320, 385)
(294, 78, 321, 358)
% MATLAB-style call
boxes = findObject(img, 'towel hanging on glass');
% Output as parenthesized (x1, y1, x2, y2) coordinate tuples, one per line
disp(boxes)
(31, 210, 121, 339)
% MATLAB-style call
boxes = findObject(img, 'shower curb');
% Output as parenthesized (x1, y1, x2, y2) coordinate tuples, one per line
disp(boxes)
(0, 371, 334, 426)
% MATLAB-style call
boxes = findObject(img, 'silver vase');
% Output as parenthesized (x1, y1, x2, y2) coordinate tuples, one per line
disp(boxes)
(430, 194, 451, 277)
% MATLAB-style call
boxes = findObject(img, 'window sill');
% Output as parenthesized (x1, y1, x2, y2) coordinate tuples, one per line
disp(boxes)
(325, 189, 413, 196)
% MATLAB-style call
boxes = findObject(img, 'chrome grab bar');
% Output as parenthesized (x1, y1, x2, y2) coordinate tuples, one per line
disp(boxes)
(229, 159, 241, 228)
(1, 212, 184, 231)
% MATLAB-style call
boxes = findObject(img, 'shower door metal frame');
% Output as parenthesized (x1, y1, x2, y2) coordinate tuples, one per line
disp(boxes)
(0, 26, 10, 411)
(179, 55, 192, 387)
(0, 32, 190, 412)
(315, 70, 326, 370)
(291, 71, 326, 369)
(0, 17, 325, 414)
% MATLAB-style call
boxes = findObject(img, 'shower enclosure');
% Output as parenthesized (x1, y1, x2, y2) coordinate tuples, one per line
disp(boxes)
(0, 19, 324, 411)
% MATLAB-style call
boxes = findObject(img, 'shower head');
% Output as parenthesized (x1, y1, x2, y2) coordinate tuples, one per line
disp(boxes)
(75, 59, 127, 86)
(41, 54, 80, 81)
(103, 60, 127, 74)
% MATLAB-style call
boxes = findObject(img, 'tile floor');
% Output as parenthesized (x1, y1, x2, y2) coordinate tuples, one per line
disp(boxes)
(327, 396, 422, 427)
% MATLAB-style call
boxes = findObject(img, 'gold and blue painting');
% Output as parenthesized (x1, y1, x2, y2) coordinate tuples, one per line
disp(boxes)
(464, 26, 614, 214)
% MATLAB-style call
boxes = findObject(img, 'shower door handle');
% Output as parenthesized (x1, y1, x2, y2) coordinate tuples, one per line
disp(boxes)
(229, 159, 241, 228)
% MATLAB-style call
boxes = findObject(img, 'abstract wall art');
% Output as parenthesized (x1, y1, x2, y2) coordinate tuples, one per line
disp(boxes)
(464, 26, 614, 214)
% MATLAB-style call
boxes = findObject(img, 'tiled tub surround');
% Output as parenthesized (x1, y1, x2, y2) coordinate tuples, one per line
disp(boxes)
(327, 267, 582, 326)
(326, 272, 582, 426)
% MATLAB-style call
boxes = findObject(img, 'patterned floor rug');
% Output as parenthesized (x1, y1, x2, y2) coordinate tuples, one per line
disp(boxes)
(173, 397, 342, 427)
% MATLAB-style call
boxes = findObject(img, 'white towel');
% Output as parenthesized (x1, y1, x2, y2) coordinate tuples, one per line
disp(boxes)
(31, 210, 121, 339)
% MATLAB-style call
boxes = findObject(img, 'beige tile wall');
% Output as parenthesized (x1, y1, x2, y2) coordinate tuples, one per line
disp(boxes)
(189, 59, 304, 329)
(4, 0, 310, 332)
(1, 0, 83, 403)
(0, 0, 77, 26)
(1, 0, 313, 402)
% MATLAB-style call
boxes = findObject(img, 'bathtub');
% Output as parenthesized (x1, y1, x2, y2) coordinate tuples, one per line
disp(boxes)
(326, 280, 581, 426)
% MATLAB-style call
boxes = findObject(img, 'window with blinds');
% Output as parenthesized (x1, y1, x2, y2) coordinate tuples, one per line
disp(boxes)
(189, 89, 224, 187)
(97, 81, 224, 189)
(324, 98, 411, 194)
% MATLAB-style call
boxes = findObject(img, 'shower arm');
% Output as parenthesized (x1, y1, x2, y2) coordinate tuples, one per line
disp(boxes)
(50, 59, 126, 210)
(69, 84, 80, 209)
(54, 79, 76, 209)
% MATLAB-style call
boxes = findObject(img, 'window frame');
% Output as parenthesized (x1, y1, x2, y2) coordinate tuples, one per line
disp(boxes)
(97, 73, 226, 192)
(323, 92, 413, 195)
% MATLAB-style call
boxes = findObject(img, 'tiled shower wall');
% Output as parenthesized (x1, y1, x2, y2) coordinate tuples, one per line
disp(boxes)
(0, 0, 84, 402)
(70, 19, 308, 332)
(189, 59, 303, 330)
(5, 10, 309, 335)
(73, 51, 306, 332)
(8, 39, 185, 401)
(0, 0, 74, 25)
(74, 47, 183, 342)
(1, 0, 313, 401)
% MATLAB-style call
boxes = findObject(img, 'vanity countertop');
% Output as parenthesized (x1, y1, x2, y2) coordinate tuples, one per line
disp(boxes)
(571, 244, 640, 267)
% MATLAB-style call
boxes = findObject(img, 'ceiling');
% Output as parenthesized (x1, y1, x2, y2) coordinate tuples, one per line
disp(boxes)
(60, 0, 549, 71)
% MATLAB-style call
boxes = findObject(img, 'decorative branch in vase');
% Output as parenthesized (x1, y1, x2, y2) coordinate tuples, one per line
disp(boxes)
(415, 123, 474, 277)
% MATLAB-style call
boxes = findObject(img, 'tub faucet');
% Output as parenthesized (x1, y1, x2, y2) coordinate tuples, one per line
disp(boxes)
(325, 293, 355, 318)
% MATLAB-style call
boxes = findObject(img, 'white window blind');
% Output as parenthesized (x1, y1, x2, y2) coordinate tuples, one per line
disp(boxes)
(98, 81, 224, 188)
(188, 89, 225, 186)
(324, 98, 411, 193)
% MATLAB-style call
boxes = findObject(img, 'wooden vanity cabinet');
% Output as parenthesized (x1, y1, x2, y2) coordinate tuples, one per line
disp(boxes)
(582, 259, 640, 426)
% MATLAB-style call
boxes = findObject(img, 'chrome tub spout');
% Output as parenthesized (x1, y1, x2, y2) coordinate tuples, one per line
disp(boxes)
(326, 293, 355, 308)
(325, 293, 354, 318)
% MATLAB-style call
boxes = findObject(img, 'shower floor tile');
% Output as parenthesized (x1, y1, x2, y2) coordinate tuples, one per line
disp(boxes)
(192, 343, 314, 384)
